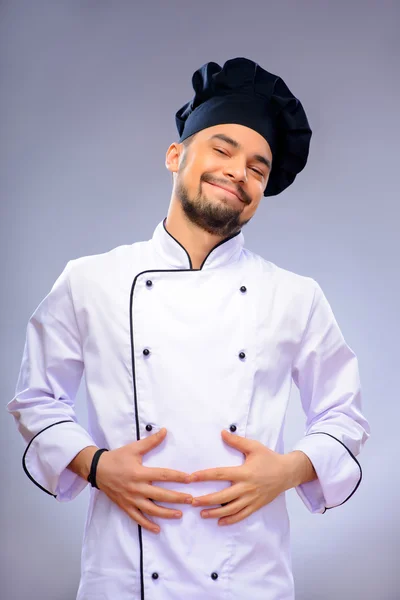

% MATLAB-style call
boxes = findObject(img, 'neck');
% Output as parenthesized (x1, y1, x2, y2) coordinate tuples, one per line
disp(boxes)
(165, 199, 232, 270)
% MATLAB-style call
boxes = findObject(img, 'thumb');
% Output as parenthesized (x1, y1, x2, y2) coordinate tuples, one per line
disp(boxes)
(134, 428, 167, 455)
(221, 429, 254, 454)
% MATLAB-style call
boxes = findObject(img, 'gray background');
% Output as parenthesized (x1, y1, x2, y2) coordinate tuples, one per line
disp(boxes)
(1, 1, 398, 598)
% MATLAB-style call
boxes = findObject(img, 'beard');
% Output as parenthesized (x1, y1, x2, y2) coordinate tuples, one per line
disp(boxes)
(174, 174, 251, 237)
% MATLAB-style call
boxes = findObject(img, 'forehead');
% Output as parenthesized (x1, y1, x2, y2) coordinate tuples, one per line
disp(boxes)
(196, 123, 272, 158)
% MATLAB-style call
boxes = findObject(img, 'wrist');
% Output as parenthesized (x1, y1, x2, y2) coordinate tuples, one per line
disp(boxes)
(67, 445, 99, 480)
(282, 450, 318, 490)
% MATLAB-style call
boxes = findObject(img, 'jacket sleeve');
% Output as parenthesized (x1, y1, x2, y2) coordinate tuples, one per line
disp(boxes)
(290, 279, 371, 514)
(6, 260, 98, 502)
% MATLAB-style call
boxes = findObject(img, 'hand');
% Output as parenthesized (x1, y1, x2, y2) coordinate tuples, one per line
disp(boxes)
(95, 428, 193, 534)
(188, 430, 292, 526)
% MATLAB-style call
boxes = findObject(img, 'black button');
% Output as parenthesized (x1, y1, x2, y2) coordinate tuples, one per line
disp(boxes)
(239, 351, 246, 359)
(146, 280, 153, 287)
(240, 286, 247, 293)
(211, 572, 218, 580)
(146, 424, 153, 432)
(143, 348, 150, 356)
(152, 572, 159, 580)
(229, 424, 237, 432)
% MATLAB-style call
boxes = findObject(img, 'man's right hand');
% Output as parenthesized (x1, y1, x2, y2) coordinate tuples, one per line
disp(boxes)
(95, 428, 193, 533)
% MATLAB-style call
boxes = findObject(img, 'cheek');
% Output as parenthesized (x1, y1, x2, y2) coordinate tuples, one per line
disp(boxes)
(245, 195, 262, 216)
(199, 157, 222, 179)
(186, 161, 208, 184)
(179, 166, 201, 192)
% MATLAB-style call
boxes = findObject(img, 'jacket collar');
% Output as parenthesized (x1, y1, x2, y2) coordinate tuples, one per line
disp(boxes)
(151, 217, 245, 270)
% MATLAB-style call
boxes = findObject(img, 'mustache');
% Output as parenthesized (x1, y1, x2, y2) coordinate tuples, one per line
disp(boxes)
(202, 176, 249, 205)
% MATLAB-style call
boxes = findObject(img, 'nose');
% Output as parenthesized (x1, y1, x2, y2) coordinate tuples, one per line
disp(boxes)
(223, 158, 248, 185)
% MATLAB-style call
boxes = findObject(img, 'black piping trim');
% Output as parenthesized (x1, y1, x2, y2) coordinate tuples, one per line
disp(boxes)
(22, 419, 76, 498)
(129, 225, 244, 599)
(305, 431, 363, 513)
(130, 267, 201, 600)
(162, 217, 241, 270)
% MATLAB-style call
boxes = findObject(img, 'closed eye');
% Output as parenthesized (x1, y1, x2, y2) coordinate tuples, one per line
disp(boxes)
(250, 167, 264, 176)
(214, 148, 264, 177)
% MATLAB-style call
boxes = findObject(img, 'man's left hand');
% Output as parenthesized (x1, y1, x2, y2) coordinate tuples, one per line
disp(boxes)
(188, 429, 297, 526)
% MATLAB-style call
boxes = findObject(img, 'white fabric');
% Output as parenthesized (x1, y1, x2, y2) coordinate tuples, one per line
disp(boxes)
(7, 218, 370, 600)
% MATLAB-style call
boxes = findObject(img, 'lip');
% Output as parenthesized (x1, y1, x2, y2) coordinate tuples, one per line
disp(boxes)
(206, 182, 243, 202)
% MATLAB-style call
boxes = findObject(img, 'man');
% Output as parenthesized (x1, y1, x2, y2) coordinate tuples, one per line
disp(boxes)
(7, 57, 370, 599)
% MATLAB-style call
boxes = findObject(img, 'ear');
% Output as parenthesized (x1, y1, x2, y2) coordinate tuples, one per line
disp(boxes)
(165, 142, 182, 174)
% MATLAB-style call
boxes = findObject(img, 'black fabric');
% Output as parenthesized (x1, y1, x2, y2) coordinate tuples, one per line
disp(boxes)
(175, 57, 312, 197)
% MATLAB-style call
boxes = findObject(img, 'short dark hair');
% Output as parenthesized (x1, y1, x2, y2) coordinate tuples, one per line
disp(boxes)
(181, 132, 197, 149)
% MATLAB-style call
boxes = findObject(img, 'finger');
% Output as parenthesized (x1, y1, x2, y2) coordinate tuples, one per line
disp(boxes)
(189, 466, 241, 483)
(135, 497, 184, 520)
(221, 429, 255, 454)
(142, 466, 191, 483)
(142, 484, 193, 505)
(192, 486, 240, 507)
(134, 428, 167, 455)
(200, 498, 247, 519)
(218, 504, 255, 526)
(124, 504, 161, 534)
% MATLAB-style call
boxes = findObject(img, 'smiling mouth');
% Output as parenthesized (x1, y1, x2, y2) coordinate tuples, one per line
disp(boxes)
(206, 182, 243, 202)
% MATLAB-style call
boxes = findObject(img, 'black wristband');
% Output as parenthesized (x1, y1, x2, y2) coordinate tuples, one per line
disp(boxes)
(87, 448, 109, 489)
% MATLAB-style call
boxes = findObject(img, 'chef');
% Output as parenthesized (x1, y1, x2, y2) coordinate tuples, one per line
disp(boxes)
(7, 57, 370, 600)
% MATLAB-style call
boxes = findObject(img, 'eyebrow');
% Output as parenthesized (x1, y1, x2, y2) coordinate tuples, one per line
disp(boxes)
(208, 133, 272, 171)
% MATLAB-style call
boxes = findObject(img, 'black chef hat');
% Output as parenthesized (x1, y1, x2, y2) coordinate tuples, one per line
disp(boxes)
(175, 57, 312, 197)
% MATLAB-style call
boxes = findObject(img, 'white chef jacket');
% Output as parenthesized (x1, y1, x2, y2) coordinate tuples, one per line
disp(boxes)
(7, 217, 370, 600)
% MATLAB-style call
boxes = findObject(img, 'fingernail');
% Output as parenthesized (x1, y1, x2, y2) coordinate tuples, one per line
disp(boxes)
(185, 497, 193, 504)
(152, 527, 160, 533)
(174, 512, 182, 518)
(184, 476, 191, 483)
(202, 511, 209, 518)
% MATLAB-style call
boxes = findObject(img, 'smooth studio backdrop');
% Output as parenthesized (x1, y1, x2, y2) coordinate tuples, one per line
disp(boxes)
(1, 1, 398, 599)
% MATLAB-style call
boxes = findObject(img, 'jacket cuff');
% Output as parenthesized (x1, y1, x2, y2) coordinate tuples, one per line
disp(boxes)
(23, 420, 98, 502)
(291, 432, 362, 514)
